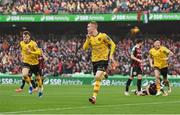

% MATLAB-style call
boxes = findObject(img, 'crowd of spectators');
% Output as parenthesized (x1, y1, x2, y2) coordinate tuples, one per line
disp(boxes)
(0, 33, 179, 77)
(0, 0, 179, 14)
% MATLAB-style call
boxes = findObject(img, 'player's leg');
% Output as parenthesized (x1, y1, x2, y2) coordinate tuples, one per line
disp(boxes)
(33, 65, 43, 97)
(154, 68, 161, 96)
(15, 77, 25, 92)
(161, 67, 171, 93)
(89, 63, 99, 104)
(89, 70, 104, 104)
(125, 67, 134, 95)
(35, 75, 43, 97)
(137, 74, 142, 95)
(136, 67, 143, 95)
(103, 70, 108, 79)
(31, 79, 37, 90)
(22, 66, 34, 94)
(28, 71, 38, 92)
(89, 61, 107, 104)
(22, 67, 31, 84)
(93, 70, 104, 96)
(20, 79, 26, 89)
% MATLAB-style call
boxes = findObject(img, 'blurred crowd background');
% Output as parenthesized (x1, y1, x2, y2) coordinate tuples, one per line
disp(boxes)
(0, 33, 179, 76)
(0, 0, 179, 14)
(0, 0, 179, 77)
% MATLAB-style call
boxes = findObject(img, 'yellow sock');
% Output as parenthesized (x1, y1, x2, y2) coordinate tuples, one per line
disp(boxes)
(99, 72, 106, 80)
(156, 83, 161, 91)
(24, 76, 32, 85)
(93, 80, 100, 98)
(36, 77, 42, 88)
(39, 78, 42, 88)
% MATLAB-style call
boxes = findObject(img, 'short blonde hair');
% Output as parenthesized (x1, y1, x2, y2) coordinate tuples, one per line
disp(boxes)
(88, 21, 98, 28)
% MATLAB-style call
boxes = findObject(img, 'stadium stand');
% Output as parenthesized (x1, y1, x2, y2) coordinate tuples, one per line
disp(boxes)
(0, 0, 179, 14)
(0, 33, 179, 76)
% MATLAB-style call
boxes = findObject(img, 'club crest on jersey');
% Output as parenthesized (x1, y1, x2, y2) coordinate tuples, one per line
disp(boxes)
(98, 38, 101, 41)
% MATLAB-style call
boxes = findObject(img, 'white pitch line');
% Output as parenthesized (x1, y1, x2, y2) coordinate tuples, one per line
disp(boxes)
(3, 100, 180, 114)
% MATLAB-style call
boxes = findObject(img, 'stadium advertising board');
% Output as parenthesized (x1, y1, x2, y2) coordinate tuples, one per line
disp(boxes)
(149, 13, 180, 21)
(1, 76, 180, 87)
(0, 13, 179, 22)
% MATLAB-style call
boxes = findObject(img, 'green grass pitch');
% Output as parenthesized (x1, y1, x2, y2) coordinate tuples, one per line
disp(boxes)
(0, 85, 180, 114)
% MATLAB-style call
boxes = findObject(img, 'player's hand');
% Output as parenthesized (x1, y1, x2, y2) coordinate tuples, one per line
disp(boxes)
(137, 59, 143, 63)
(150, 63, 154, 68)
(110, 55, 115, 62)
(164, 57, 168, 61)
(86, 34, 90, 39)
(21, 56, 24, 60)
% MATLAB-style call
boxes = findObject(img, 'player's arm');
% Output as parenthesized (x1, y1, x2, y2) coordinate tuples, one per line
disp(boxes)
(131, 47, 142, 63)
(30, 42, 41, 55)
(145, 85, 150, 95)
(163, 46, 174, 60)
(40, 49, 48, 61)
(104, 35, 116, 60)
(19, 41, 24, 61)
(148, 50, 154, 68)
(83, 35, 91, 50)
(42, 54, 48, 62)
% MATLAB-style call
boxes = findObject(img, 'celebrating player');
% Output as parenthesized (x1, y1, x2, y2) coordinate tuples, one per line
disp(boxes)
(149, 40, 174, 96)
(20, 31, 43, 97)
(83, 21, 116, 104)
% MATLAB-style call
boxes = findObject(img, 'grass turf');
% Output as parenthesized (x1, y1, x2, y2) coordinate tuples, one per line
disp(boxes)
(0, 85, 180, 114)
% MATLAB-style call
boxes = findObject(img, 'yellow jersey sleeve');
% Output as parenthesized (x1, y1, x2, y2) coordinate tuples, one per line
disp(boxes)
(30, 41, 41, 55)
(103, 34, 116, 56)
(162, 46, 170, 55)
(83, 37, 90, 50)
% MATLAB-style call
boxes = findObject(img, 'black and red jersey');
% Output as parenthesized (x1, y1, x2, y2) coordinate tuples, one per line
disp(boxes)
(131, 45, 142, 67)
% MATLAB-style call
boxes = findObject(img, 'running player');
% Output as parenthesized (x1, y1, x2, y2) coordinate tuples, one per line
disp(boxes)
(149, 40, 174, 96)
(20, 31, 43, 97)
(83, 21, 116, 104)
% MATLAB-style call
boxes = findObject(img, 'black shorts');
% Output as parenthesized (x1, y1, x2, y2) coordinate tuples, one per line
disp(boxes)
(92, 60, 108, 75)
(154, 67, 168, 79)
(130, 66, 142, 77)
(22, 63, 41, 76)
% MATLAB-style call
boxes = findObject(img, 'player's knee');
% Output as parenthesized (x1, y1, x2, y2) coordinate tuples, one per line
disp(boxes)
(22, 73, 29, 78)
(155, 75, 160, 78)
(95, 71, 104, 81)
(22, 69, 29, 76)
(36, 77, 40, 81)
(23, 76, 29, 80)
(95, 76, 101, 81)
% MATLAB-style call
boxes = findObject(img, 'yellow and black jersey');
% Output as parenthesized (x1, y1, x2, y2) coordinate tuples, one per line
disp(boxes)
(83, 32, 116, 62)
(20, 40, 41, 65)
(149, 46, 170, 69)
